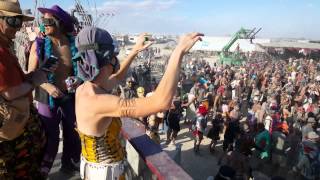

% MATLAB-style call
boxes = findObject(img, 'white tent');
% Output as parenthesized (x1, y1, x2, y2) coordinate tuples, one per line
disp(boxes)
(192, 36, 270, 52)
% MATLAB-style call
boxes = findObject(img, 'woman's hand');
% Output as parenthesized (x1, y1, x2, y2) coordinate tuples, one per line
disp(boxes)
(176, 32, 204, 55)
(29, 59, 59, 87)
(132, 33, 154, 53)
(45, 84, 65, 98)
(66, 76, 82, 92)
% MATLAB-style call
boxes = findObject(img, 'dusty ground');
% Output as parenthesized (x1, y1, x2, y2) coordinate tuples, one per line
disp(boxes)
(48, 121, 301, 180)
(160, 121, 301, 180)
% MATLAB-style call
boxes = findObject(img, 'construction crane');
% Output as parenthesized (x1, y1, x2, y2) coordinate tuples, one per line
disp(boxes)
(219, 27, 261, 65)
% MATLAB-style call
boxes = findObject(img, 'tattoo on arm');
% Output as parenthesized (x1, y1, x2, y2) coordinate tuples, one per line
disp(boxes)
(119, 98, 137, 117)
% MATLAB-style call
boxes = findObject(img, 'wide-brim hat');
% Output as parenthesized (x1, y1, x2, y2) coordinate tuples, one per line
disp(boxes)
(38, 5, 74, 33)
(0, 0, 34, 21)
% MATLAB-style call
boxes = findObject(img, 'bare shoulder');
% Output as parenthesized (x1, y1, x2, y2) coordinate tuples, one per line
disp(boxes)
(75, 82, 108, 112)
(76, 83, 99, 121)
(76, 83, 96, 104)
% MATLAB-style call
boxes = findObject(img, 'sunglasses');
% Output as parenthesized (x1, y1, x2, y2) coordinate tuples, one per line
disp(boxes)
(0, 16, 23, 28)
(41, 18, 57, 27)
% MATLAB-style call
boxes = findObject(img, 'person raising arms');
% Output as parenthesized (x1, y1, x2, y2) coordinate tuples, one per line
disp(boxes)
(75, 27, 203, 180)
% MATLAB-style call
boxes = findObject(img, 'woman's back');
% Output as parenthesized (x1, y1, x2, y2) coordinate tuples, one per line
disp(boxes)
(76, 82, 125, 165)
(77, 119, 125, 164)
(76, 82, 114, 137)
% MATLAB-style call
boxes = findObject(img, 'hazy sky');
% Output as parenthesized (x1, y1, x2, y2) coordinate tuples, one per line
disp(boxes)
(20, 0, 320, 40)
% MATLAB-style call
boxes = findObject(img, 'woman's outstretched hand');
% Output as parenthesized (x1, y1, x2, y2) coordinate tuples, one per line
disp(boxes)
(176, 32, 204, 54)
(132, 33, 154, 53)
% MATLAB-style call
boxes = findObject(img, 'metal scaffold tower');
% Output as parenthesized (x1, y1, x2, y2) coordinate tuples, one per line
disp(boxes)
(33, 0, 46, 25)
(72, 0, 94, 28)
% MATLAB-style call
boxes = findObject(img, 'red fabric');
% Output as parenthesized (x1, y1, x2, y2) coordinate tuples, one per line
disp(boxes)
(192, 129, 203, 136)
(198, 105, 208, 116)
(303, 146, 315, 154)
(217, 86, 225, 94)
(306, 105, 314, 113)
(276, 122, 289, 134)
(0, 47, 25, 92)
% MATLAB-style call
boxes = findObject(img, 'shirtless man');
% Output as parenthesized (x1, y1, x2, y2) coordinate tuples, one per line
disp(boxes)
(28, 5, 80, 176)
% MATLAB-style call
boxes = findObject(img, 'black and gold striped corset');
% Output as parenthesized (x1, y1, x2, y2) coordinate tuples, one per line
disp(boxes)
(78, 118, 125, 163)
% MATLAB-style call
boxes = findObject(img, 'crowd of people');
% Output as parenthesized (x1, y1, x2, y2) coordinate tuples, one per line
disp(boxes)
(160, 56, 320, 180)
(0, 0, 319, 180)
(0, 1, 202, 179)
(118, 50, 320, 179)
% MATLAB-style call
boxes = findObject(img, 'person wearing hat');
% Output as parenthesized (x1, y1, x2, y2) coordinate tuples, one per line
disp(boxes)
(27, 4, 83, 176)
(0, 0, 54, 179)
(74, 27, 203, 179)
(192, 103, 208, 153)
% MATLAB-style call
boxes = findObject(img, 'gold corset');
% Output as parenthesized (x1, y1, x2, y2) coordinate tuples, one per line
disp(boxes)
(78, 118, 125, 163)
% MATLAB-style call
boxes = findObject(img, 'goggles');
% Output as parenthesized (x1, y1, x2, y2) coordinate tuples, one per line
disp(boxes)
(41, 18, 57, 27)
(78, 43, 120, 73)
(1, 16, 23, 29)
